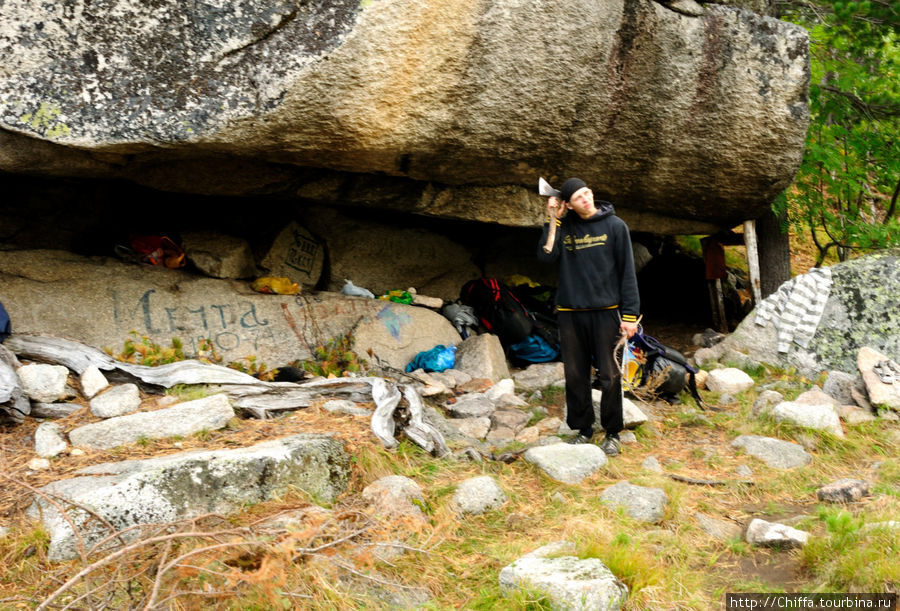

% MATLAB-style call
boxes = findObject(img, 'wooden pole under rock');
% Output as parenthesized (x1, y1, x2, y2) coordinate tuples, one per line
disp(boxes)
(743, 219, 762, 306)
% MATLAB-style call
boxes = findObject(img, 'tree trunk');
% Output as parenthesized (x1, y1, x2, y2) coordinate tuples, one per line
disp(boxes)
(756, 207, 792, 298)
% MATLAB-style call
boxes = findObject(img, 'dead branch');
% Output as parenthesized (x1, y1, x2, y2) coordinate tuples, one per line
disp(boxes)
(667, 473, 755, 486)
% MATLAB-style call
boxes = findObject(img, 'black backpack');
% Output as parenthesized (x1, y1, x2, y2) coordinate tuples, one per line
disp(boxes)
(460, 278, 534, 347)
(626, 331, 704, 408)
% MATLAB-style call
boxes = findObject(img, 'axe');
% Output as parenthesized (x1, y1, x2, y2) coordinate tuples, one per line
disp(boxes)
(539, 177, 562, 253)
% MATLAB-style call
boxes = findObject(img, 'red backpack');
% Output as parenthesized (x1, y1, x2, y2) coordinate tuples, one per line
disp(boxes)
(460, 278, 534, 346)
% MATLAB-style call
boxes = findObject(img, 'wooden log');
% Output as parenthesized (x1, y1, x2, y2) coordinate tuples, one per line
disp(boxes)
(370, 378, 402, 449)
(5, 333, 259, 386)
(401, 384, 450, 457)
(743, 219, 763, 306)
(0, 344, 30, 422)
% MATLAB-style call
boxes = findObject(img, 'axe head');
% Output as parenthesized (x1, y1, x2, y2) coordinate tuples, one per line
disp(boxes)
(538, 177, 561, 198)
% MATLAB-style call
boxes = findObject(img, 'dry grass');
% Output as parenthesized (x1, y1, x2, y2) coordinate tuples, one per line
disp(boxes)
(1, 379, 898, 609)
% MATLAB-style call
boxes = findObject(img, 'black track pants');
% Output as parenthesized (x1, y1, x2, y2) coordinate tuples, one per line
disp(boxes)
(558, 309, 624, 437)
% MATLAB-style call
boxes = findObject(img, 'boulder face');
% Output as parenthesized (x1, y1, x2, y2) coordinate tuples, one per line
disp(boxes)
(0, 0, 808, 233)
(703, 251, 900, 377)
(0, 249, 461, 370)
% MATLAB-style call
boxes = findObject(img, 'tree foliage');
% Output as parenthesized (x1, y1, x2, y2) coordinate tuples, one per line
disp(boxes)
(776, 0, 900, 265)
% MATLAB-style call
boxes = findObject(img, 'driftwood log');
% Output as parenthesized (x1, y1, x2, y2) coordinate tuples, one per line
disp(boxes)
(4, 334, 450, 456)
(0, 344, 30, 422)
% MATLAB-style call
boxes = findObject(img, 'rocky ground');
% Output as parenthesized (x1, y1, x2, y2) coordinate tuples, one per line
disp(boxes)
(1, 322, 898, 609)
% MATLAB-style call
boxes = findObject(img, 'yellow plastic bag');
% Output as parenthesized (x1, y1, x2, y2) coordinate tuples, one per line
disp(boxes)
(251, 277, 299, 295)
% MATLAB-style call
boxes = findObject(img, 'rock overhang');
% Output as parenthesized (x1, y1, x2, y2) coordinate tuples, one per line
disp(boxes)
(0, 0, 809, 232)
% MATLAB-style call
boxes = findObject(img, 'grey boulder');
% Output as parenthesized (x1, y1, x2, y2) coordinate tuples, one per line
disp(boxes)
(29, 433, 350, 560)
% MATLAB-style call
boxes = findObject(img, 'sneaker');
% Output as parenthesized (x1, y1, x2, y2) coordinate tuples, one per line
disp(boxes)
(567, 433, 593, 445)
(600, 435, 621, 456)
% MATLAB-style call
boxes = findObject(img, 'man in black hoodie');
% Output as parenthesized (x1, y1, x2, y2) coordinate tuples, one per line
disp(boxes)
(537, 178, 640, 456)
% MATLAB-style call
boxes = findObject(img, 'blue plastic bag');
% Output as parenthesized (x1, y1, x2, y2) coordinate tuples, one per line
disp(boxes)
(405, 344, 457, 373)
(0, 300, 10, 343)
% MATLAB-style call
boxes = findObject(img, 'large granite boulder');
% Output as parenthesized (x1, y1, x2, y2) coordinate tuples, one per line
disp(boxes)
(697, 251, 900, 378)
(0, 0, 807, 233)
(29, 434, 350, 560)
(0, 249, 461, 370)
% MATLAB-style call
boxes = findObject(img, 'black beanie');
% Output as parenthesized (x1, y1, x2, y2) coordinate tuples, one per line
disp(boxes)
(559, 178, 587, 202)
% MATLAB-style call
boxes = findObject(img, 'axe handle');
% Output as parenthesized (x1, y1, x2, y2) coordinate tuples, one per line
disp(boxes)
(542, 215, 557, 253)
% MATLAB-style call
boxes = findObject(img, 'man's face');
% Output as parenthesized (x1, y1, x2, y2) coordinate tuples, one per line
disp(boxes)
(566, 186, 597, 219)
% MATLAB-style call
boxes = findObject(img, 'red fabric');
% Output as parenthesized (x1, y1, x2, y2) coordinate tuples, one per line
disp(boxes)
(702, 237, 727, 280)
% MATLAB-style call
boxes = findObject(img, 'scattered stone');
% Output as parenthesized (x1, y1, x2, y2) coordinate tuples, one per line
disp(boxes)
(453, 476, 507, 515)
(17, 363, 71, 403)
(693, 512, 742, 541)
(735, 465, 753, 477)
(840, 405, 876, 424)
(499, 543, 628, 611)
(642, 456, 663, 473)
(444, 393, 494, 419)
(752, 390, 784, 417)
(70, 393, 235, 449)
(258, 221, 324, 288)
(258, 505, 334, 532)
(515, 426, 540, 444)
(619, 431, 637, 444)
(535, 416, 562, 433)
(745, 518, 809, 548)
(486, 426, 516, 444)
(600, 482, 668, 523)
(0, 526, 8, 538)
(523, 442, 608, 484)
(485, 378, 515, 402)
(495, 393, 529, 408)
(851, 385, 873, 411)
(721, 348, 761, 372)
(34, 422, 67, 458)
(794, 388, 839, 407)
(730, 435, 812, 469)
(771, 400, 844, 437)
(454, 334, 510, 383)
(861, 521, 900, 535)
(30, 402, 81, 419)
(719, 393, 737, 405)
(491, 409, 530, 432)
(89, 384, 142, 419)
(426, 371, 458, 390)
(27, 457, 51, 470)
(512, 362, 565, 391)
(694, 369, 709, 390)
(421, 382, 451, 397)
(362, 475, 426, 522)
(584, 391, 648, 431)
(321, 399, 371, 416)
(70, 448, 85, 457)
(443, 369, 472, 387)
(816, 478, 870, 503)
(411, 293, 444, 309)
(79, 365, 109, 399)
(452, 417, 491, 440)
(858, 347, 900, 411)
(706, 368, 755, 395)
(692, 347, 717, 367)
(662, 0, 706, 17)
(30, 434, 349, 560)
(458, 378, 494, 394)
(182, 231, 258, 279)
(822, 371, 859, 406)
(621, 396, 649, 429)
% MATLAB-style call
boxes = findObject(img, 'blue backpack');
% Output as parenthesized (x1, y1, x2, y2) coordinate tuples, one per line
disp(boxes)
(0, 300, 10, 343)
